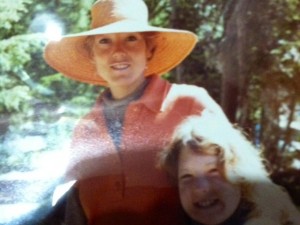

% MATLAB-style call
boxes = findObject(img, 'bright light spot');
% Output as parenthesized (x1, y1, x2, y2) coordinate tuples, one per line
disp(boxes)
(7, 136, 46, 152)
(31, 141, 70, 177)
(29, 13, 64, 40)
(45, 21, 63, 41)
(0, 203, 39, 224)
(52, 180, 76, 206)
(56, 105, 67, 114)
(291, 159, 300, 169)
(291, 121, 300, 131)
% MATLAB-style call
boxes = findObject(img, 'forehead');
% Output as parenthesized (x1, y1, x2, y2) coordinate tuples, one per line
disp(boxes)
(178, 147, 219, 169)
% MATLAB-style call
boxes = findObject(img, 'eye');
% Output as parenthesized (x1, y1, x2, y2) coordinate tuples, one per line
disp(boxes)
(180, 174, 192, 179)
(208, 168, 220, 176)
(98, 37, 111, 44)
(179, 174, 193, 184)
(126, 35, 138, 42)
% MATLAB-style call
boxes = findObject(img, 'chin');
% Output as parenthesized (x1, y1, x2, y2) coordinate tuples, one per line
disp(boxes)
(190, 212, 228, 225)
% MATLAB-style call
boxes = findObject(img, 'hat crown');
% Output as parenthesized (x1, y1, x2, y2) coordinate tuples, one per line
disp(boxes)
(91, 0, 149, 29)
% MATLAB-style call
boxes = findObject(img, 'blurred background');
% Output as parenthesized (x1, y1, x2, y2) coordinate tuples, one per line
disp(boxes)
(0, 0, 299, 224)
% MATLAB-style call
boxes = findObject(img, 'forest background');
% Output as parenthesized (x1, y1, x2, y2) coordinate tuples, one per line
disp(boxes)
(0, 0, 300, 223)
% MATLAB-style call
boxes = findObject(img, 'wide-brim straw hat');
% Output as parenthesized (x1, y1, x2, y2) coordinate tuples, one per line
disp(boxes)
(44, 0, 198, 86)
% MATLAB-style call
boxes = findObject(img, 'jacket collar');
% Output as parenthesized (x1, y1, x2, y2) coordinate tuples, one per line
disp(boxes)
(133, 75, 171, 113)
(95, 75, 171, 113)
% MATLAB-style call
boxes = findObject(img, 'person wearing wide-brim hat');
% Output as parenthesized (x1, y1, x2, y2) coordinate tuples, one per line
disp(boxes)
(44, 0, 228, 224)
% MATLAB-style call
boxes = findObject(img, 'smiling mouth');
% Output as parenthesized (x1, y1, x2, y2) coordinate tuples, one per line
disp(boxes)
(194, 198, 219, 209)
(111, 63, 130, 70)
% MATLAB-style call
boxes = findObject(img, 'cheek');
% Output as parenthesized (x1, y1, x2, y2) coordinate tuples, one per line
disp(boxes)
(93, 57, 110, 79)
(129, 43, 148, 59)
(229, 185, 241, 203)
(93, 49, 108, 60)
(93, 50, 110, 66)
(131, 49, 147, 61)
(219, 182, 241, 208)
(94, 58, 105, 71)
(179, 184, 193, 205)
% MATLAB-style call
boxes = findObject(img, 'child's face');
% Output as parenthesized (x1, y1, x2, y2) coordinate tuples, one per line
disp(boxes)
(178, 147, 241, 225)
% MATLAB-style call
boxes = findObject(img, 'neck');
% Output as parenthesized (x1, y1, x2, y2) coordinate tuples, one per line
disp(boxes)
(110, 77, 146, 100)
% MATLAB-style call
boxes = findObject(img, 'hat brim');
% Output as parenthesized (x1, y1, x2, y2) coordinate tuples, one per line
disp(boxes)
(44, 20, 198, 86)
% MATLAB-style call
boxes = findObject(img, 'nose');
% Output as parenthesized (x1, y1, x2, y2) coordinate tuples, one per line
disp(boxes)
(112, 42, 126, 60)
(193, 177, 211, 194)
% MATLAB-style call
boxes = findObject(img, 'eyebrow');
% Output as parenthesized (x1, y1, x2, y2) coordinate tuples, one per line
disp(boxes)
(179, 161, 218, 174)
(205, 161, 218, 167)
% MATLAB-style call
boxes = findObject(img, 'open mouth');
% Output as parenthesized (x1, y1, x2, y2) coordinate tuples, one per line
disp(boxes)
(111, 63, 130, 70)
(194, 198, 219, 209)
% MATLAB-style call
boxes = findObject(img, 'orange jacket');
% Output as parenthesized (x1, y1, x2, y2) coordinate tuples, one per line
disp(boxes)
(65, 75, 226, 225)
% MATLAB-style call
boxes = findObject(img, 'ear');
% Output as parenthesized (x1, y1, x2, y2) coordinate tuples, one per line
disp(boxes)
(146, 44, 156, 61)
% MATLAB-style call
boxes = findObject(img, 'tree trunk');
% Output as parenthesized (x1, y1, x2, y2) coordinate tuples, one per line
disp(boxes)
(218, 0, 272, 124)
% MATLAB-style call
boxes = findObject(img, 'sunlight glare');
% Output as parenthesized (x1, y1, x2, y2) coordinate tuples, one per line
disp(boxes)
(52, 180, 76, 206)
(45, 21, 63, 41)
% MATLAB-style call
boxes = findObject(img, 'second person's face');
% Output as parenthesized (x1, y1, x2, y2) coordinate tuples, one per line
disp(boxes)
(178, 148, 241, 225)
(92, 32, 151, 91)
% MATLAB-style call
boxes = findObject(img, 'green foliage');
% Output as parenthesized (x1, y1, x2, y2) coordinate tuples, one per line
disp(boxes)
(261, 0, 300, 158)
(0, 0, 32, 36)
(0, 34, 45, 73)
(0, 0, 98, 174)
(0, 0, 29, 27)
(161, 0, 224, 102)
(217, 0, 300, 174)
(148, 0, 171, 27)
(269, 0, 300, 84)
(0, 86, 32, 112)
(0, 34, 45, 116)
(271, 40, 300, 79)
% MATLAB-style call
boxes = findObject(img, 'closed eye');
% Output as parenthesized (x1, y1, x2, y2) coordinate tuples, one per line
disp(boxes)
(208, 168, 220, 176)
(179, 174, 193, 182)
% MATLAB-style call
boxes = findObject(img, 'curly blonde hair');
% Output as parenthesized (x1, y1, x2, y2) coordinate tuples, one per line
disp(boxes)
(158, 111, 300, 225)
